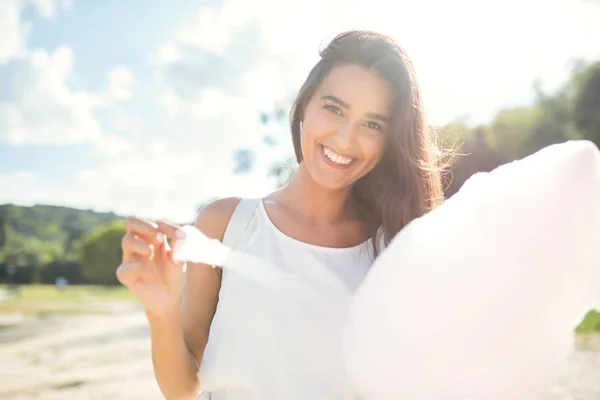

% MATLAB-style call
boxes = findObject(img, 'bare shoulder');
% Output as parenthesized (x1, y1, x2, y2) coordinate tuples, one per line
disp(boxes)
(194, 197, 242, 241)
(180, 196, 242, 365)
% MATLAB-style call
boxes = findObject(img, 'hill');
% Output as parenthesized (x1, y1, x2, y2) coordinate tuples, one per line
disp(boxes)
(0, 204, 123, 265)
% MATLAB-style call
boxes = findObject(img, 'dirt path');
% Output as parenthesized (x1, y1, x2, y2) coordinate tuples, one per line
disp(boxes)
(1, 305, 600, 399)
(0, 304, 163, 400)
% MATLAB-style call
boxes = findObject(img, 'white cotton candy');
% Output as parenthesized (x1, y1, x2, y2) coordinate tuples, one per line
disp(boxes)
(343, 140, 600, 400)
(172, 225, 231, 267)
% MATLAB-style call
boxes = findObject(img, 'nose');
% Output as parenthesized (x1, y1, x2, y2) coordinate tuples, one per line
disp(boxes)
(332, 122, 355, 150)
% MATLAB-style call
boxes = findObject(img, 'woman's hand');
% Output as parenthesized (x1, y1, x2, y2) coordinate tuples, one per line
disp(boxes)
(117, 217, 187, 318)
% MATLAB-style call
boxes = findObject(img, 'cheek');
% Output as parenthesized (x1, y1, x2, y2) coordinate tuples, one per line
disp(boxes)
(301, 113, 336, 145)
(359, 133, 386, 164)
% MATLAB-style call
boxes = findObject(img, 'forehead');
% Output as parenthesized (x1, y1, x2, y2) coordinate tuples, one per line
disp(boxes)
(317, 64, 393, 112)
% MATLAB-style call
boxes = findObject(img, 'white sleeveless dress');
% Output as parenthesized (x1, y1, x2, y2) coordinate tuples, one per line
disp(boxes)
(197, 199, 375, 400)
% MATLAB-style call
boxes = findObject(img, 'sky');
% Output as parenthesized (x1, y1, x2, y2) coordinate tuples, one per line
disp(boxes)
(1, 0, 599, 223)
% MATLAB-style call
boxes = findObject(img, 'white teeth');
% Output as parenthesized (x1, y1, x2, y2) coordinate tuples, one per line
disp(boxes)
(323, 146, 353, 165)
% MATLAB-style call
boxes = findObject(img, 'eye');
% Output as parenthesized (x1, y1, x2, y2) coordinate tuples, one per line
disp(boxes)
(363, 121, 383, 131)
(324, 103, 343, 116)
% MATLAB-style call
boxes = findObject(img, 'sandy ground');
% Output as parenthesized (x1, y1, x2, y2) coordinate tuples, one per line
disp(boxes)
(1, 302, 600, 400)
(0, 302, 164, 400)
(548, 349, 600, 400)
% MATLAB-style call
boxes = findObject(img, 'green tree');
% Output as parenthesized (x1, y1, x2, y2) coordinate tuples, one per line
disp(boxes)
(573, 61, 600, 146)
(233, 100, 296, 188)
(487, 107, 537, 161)
(268, 156, 297, 189)
(527, 89, 577, 155)
(79, 220, 127, 285)
(0, 215, 6, 248)
(232, 149, 256, 174)
(0, 203, 120, 265)
(26, 252, 43, 284)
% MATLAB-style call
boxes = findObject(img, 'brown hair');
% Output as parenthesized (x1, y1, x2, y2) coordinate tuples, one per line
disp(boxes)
(289, 30, 448, 256)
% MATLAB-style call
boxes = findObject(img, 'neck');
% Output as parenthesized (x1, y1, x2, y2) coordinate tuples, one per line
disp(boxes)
(274, 162, 356, 223)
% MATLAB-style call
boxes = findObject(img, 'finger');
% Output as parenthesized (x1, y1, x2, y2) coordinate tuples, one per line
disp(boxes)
(156, 220, 186, 241)
(121, 233, 155, 262)
(126, 216, 164, 246)
(116, 260, 145, 286)
(163, 239, 186, 269)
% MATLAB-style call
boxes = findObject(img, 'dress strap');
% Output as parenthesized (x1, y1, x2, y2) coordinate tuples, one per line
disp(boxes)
(222, 198, 261, 250)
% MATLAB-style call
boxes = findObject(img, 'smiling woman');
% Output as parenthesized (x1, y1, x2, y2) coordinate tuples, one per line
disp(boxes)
(117, 29, 449, 400)
(290, 30, 447, 254)
(300, 65, 390, 189)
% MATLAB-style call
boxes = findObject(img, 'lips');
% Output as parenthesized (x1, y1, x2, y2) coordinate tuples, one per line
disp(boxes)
(320, 144, 357, 169)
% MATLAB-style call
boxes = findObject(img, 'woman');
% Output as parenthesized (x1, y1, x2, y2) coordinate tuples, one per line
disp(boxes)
(118, 30, 446, 399)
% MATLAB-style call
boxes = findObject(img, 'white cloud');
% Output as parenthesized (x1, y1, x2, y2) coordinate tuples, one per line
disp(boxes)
(31, 0, 57, 18)
(91, 133, 134, 159)
(20, 92, 276, 221)
(0, 0, 29, 64)
(0, 172, 39, 203)
(151, 0, 600, 127)
(30, 0, 72, 18)
(0, 46, 105, 146)
(0, 0, 73, 64)
(149, 43, 181, 64)
(172, 5, 248, 54)
(0, 2, 138, 148)
(145, 0, 309, 199)
(108, 66, 135, 101)
(0, 144, 272, 222)
(114, 115, 141, 132)
(154, 22, 266, 104)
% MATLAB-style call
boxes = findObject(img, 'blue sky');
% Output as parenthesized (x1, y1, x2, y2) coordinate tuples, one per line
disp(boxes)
(1, 0, 599, 222)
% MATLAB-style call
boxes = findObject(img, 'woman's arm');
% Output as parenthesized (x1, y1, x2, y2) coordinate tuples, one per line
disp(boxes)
(148, 197, 241, 400)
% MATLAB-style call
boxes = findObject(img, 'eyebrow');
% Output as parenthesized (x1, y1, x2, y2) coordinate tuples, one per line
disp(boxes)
(320, 95, 390, 124)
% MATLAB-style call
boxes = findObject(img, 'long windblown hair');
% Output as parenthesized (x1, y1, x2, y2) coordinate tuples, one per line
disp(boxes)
(289, 30, 449, 256)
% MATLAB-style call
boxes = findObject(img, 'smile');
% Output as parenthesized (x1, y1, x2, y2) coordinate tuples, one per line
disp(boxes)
(321, 145, 356, 168)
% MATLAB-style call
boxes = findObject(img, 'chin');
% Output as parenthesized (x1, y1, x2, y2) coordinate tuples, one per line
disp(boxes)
(314, 175, 355, 191)
(309, 164, 367, 191)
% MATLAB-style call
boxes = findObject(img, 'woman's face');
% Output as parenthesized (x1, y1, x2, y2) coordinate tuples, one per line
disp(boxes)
(300, 64, 392, 190)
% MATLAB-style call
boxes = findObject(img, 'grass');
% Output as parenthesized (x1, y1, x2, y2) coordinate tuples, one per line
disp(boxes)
(576, 310, 600, 333)
(0, 284, 137, 315)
